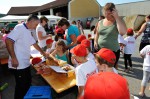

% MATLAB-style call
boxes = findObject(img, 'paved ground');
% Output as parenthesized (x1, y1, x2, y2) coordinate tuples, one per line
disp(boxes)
(0, 30, 150, 99)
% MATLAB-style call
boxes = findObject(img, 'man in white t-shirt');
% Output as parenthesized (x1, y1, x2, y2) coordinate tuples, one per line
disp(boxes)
(36, 16, 51, 51)
(139, 45, 150, 97)
(5, 15, 48, 99)
(70, 44, 97, 98)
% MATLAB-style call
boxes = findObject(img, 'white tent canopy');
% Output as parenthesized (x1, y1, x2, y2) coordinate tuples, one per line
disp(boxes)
(0, 15, 62, 22)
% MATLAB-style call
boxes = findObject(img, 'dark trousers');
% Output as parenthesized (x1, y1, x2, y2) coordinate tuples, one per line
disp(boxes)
(124, 54, 132, 69)
(10, 66, 31, 99)
(139, 42, 150, 52)
(113, 50, 120, 68)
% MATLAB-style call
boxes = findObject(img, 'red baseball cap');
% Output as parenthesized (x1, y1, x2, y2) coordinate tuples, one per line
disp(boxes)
(31, 57, 42, 65)
(70, 44, 87, 57)
(82, 72, 130, 99)
(55, 28, 64, 34)
(95, 48, 116, 64)
(46, 39, 53, 44)
(81, 39, 90, 48)
(127, 28, 133, 35)
(77, 35, 86, 43)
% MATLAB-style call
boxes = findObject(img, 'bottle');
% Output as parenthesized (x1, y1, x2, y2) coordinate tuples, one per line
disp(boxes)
(0, 83, 8, 91)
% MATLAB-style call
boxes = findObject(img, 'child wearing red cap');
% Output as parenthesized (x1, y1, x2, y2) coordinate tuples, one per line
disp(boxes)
(139, 45, 150, 97)
(50, 40, 69, 63)
(81, 39, 94, 60)
(94, 48, 118, 73)
(46, 39, 54, 54)
(124, 28, 136, 72)
(77, 35, 86, 44)
(82, 72, 130, 99)
(70, 44, 97, 98)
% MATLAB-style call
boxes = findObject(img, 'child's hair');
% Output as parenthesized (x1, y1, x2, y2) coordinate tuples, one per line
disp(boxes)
(56, 40, 66, 53)
(95, 54, 115, 67)
(146, 15, 150, 19)
(72, 20, 76, 25)
(54, 34, 64, 41)
(90, 25, 95, 31)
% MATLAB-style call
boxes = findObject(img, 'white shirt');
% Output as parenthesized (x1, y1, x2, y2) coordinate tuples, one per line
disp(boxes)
(113, 67, 118, 74)
(87, 52, 95, 60)
(46, 48, 53, 54)
(36, 23, 47, 48)
(140, 45, 150, 72)
(124, 36, 136, 54)
(7, 23, 36, 69)
(75, 60, 97, 86)
(118, 34, 126, 44)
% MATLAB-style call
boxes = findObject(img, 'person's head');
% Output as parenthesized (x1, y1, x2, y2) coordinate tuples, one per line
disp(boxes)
(46, 39, 53, 48)
(82, 72, 130, 99)
(145, 15, 150, 22)
(70, 44, 87, 63)
(77, 35, 86, 44)
(72, 20, 76, 25)
(55, 40, 66, 53)
(127, 28, 134, 36)
(26, 14, 40, 29)
(90, 25, 95, 31)
(81, 39, 91, 53)
(57, 18, 70, 31)
(55, 28, 64, 34)
(94, 48, 116, 71)
(40, 16, 48, 26)
(103, 3, 116, 20)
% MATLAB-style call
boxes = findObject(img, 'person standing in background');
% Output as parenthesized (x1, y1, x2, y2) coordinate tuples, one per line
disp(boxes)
(135, 15, 150, 51)
(94, 3, 127, 69)
(36, 16, 52, 51)
(5, 15, 48, 99)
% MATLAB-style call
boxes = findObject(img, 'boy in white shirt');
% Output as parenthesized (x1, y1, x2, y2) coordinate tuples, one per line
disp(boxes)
(139, 45, 150, 97)
(94, 48, 118, 74)
(124, 28, 136, 72)
(81, 39, 95, 60)
(70, 44, 97, 98)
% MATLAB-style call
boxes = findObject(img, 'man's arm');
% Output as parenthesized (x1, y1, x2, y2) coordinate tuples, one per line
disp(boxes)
(5, 38, 18, 68)
(66, 34, 77, 49)
(33, 43, 47, 57)
(78, 86, 84, 98)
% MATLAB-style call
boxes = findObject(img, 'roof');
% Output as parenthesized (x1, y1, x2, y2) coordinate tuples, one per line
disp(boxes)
(32, 0, 71, 13)
(7, 6, 39, 15)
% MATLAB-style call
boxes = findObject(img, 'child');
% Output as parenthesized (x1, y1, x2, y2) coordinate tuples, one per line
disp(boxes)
(77, 34, 86, 44)
(70, 44, 97, 98)
(118, 34, 126, 57)
(46, 39, 54, 54)
(82, 72, 130, 99)
(124, 28, 136, 72)
(50, 40, 69, 63)
(81, 39, 94, 60)
(94, 48, 118, 74)
(139, 45, 150, 97)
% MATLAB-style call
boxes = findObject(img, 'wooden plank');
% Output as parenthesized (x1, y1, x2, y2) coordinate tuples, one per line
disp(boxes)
(34, 59, 76, 93)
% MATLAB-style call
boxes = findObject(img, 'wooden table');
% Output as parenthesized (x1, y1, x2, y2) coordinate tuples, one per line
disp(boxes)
(34, 59, 76, 93)
(0, 58, 8, 65)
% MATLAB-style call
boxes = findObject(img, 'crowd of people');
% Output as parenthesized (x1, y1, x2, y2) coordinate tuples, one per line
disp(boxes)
(0, 2, 150, 99)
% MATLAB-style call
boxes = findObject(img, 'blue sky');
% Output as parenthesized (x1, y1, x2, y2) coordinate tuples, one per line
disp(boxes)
(0, 0, 145, 14)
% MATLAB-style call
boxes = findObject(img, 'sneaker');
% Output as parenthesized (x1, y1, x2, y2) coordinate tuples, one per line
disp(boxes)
(124, 69, 129, 72)
(129, 67, 133, 71)
(138, 92, 146, 98)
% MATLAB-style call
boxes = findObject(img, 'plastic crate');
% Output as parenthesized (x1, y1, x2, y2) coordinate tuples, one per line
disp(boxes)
(24, 86, 52, 99)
